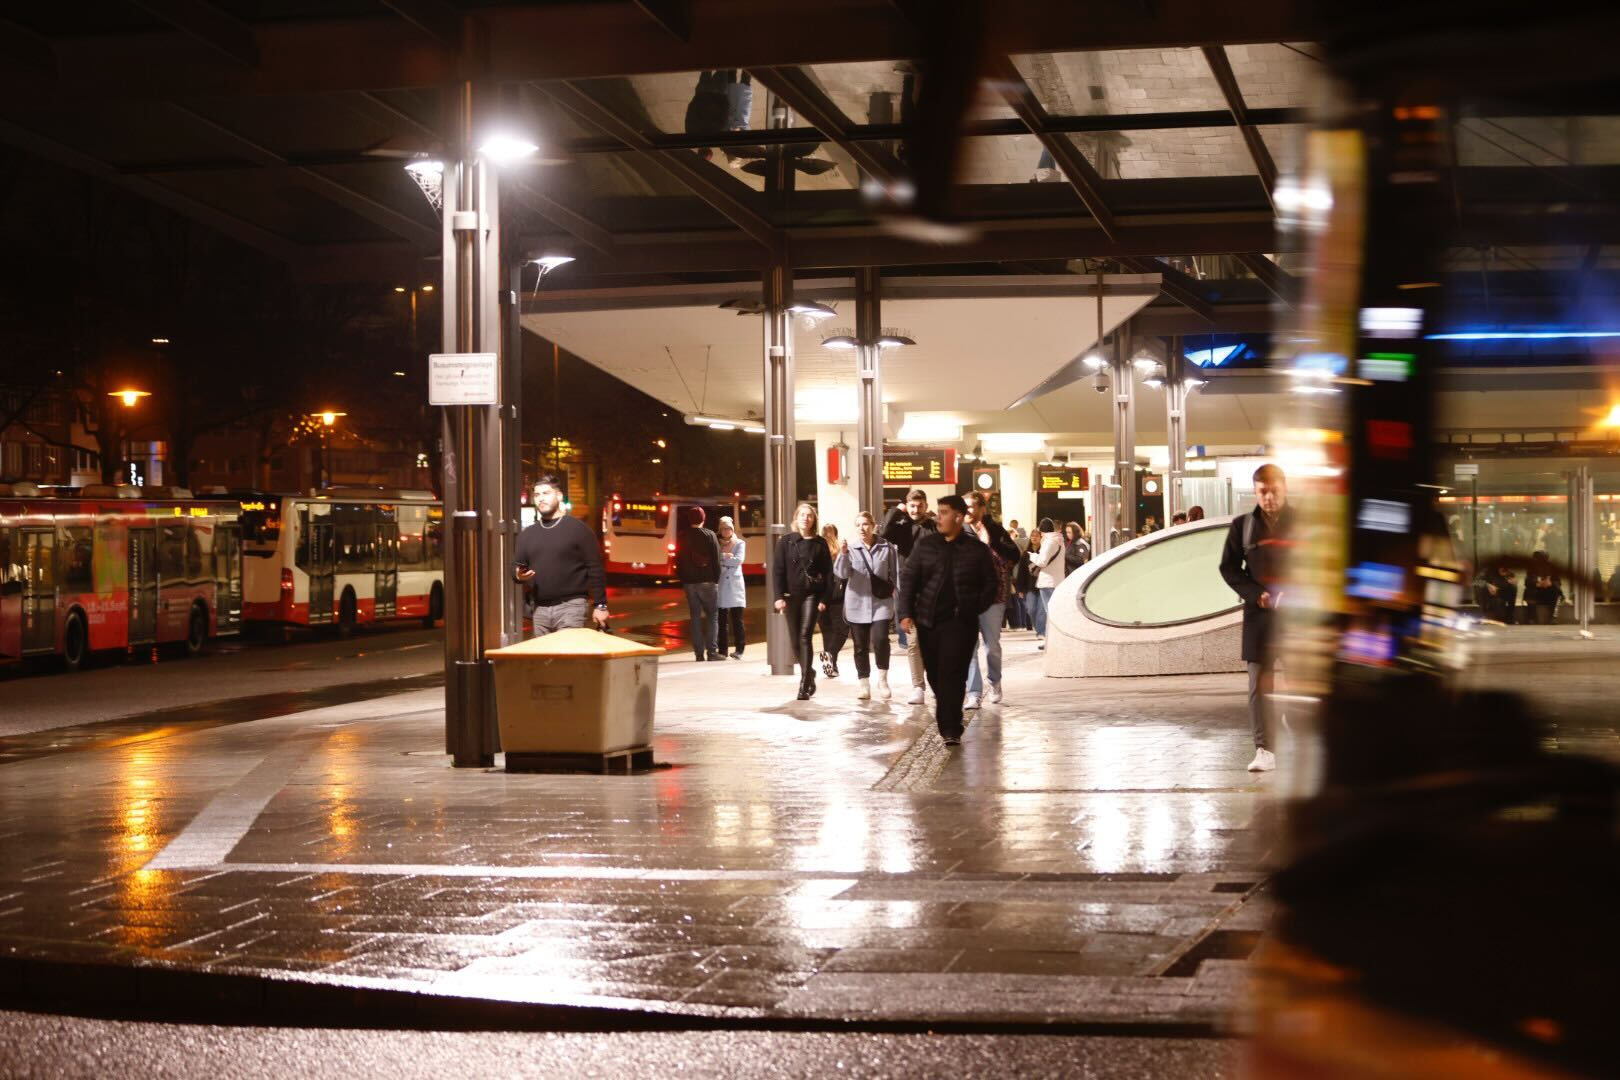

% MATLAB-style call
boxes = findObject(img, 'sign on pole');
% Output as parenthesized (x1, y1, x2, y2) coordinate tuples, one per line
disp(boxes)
(429, 352, 499, 406)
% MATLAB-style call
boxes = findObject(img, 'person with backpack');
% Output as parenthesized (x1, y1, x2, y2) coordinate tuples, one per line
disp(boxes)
(674, 505, 722, 661)
(1219, 464, 1294, 773)
(774, 502, 832, 700)
(833, 510, 899, 700)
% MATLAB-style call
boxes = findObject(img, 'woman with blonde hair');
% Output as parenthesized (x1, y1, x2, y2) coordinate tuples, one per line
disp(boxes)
(715, 515, 747, 659)
(773, 502, 831, 699)
(833, 510, 899, 700)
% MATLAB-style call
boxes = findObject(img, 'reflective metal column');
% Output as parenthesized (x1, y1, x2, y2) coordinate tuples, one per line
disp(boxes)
(763, 261, 797, 675)
(1165, 334, 1187, 523)
(440, 81, 500, 768)
(854, 267, 884, 518)
(1111, 320, 1138, 538)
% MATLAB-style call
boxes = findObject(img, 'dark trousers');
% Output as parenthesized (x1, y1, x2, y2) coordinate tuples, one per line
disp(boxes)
(849, 618, 891, 678)
(1247, 660, 1275, 751)
(918, 618, 978, 739)
(821, 601, 848, 664)
(716, 606, 746, 655)
(786, 594, 819, 688)
(683, 582, 719, 658)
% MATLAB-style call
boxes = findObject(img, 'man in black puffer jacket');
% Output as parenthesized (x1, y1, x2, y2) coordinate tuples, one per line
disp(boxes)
(897, 495, 997, 745)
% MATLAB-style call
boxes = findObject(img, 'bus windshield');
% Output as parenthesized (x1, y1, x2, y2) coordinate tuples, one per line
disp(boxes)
(612, 500, 670, 534)
(238, 499, 282, 547)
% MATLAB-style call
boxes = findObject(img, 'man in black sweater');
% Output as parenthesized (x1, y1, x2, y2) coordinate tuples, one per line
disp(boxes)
(674, 505, 722, 660)
(1218, 463, 1293, 773)
(881, 488, 936, 704)
(513, 473, 609, 637)
(898, 495, 998, 746)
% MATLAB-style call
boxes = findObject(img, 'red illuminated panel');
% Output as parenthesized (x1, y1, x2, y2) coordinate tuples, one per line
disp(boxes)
(1366, 420, 1413, 459)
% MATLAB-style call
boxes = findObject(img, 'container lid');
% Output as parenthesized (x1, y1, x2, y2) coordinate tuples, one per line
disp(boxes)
(486, 627, 663, 660)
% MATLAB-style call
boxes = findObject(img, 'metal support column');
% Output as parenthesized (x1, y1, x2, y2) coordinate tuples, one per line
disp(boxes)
(1111, 320, 1138, 539)
(763, 261, 797, 675)
(440, 80, 499, 768)
(498, 258, 524, 644)
(1165, 334, 1187, 523)
(1571, 465, 1595, 632)
(854, 267, 884, 517)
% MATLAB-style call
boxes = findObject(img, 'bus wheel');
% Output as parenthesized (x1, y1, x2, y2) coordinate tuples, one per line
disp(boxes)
(338, 590, 357, 638)
(423, 583, 443, 629)
(184, 603, 208, 657)
(61, 611, 88, 672)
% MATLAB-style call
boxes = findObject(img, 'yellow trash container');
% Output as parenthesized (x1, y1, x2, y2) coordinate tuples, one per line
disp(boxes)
(486, 628, 662, 773)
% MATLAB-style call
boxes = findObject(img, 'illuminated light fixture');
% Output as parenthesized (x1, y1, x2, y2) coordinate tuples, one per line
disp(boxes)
(1599, 404, 1620, 429)
(981, 432, 1047, 455)
(1425, 330, 1620, 341)
(1132, 354, 1159, 373)
(708, 422, 736, 431)
(150, 337, 170, 345)
(1360, 306, 1423, 338)
(394, 286, 407, 293)
(534, 255, 575, 274)
(820, 334, 860, 350)
(478, 133, 539, 164)
(109, 389, 151, 407)
(875, 332, 915, 349)
(392, 371, 406, 377)
(895, 413, 962, 442)
(684, 413, 766, 434)
(1143, 374, 1165, 390)
(1081, 351, 1107, 371)
(315, 410, 347, 426)
(421, 284, 434, 292)
(1274, 180, 1333, 214)
(743, 424, 765, 434)
(1184, 376, 1208, 390)
(787, 299, 837, 321)
(404, 158, 444, 178)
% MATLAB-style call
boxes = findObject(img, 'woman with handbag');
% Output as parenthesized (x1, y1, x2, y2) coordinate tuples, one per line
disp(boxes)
(833, 510, 899, 701)
(773, 502, 831, 700)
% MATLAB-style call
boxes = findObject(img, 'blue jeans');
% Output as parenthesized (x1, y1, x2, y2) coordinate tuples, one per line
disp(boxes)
(683, 582, 719, 657)
(1033, 587, 1055, 636)
(966, 602, 1005, 694)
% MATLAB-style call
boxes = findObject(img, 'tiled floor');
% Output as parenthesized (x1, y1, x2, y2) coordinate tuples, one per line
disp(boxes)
(2, 629, 1290, 1024)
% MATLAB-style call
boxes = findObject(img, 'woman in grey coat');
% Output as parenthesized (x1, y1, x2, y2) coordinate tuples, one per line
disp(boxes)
(715, 515, 747, 659)
(833, 510, 899, 700)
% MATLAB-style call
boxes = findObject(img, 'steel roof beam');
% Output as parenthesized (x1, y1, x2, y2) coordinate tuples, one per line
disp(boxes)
(632, 0, 692, 41)
(1118, 256, 1215, 322)
(505, 178, 616, 256)
(1203, 45, 1277, 204)
(1234, 251, 1295, 307)
(546, 81, 779, 253)
(169, 104, 437, 247)
(128, 0, 258, 67)
(989, 57, 1115, 240)
(749, 66, 903, 186)
(378, 0, 463, 48)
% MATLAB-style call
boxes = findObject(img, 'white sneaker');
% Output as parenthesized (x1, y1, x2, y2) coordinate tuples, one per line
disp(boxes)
(964, 692, 981, 711)
(1247, 748, 1276, 772)
(878, 672, 891, 700)
(857, 678, 871, 701)
(988, 683, 1003, 704)
(906, 686, 926, 705)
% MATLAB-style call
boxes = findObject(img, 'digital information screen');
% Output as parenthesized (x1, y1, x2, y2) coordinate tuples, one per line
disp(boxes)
(882, 448, 951, 485)
(1036, 465, 1090, 492)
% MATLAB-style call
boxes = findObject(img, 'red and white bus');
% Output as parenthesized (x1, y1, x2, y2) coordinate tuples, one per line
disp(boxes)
(238, 489, 443, 636)
(601, 493, 766, 581)
(0, 483, 242, 670)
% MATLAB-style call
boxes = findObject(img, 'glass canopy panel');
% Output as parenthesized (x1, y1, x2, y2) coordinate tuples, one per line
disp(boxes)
(1064, 129, 1258, 179)
(1227, 43, 1324, 110)
(622, 71, 773, 136)
(1455, 116, 1620, 167)
(1010, 48, 1227, 118)
(804, 62, 908, 129)
(1081, 526, 1242, 627)
(958, 133, 1047, 185)
(1258, 122, 1309, 179)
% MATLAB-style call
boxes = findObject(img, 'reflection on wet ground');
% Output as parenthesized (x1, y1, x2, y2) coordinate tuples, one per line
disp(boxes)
(0, 623, 1293, 1025)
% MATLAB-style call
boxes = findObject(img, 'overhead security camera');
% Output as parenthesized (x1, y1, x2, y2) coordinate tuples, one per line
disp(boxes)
(1093, 373, 1110, 393)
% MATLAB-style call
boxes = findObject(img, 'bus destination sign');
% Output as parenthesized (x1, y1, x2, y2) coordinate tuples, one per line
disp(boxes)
(1036, 465, 1090, 492)
(882, 447, 953, 486)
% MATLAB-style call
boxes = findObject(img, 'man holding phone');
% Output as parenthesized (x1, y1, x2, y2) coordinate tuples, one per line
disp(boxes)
(514, 473, 610, 637)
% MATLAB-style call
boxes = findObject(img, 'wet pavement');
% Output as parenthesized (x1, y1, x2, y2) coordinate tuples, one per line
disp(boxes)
(0, 626, 1278, 1028)
(4, 625, 1612, 1030)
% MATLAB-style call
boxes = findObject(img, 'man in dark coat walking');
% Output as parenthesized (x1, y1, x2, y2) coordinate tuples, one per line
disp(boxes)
(1219, 464, 1294, 772)
(898, 495, 998, 746)
(674, 505, 722, 660)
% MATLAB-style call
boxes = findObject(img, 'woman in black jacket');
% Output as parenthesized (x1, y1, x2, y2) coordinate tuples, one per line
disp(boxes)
(773, 502, 831, 699)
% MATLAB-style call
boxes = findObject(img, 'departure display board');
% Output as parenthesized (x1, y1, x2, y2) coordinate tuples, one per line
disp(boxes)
(1036, 465, 1090, 492)
(882, 447, 952, 485)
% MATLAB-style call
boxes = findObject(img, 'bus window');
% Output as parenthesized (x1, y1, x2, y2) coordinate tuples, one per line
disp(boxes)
(294, 506, 309, 571)
(59, 527, 93, 593)
(186, 523, 206, 580)
(0, 528, 15, 596)
(612, 500, 669, 533)
(333, 504, 376, 573)
(737, 500, 765, 530)
(425, 507, 444, 570)
(398, 504, 426, 568)
(158, 524, 185, 581)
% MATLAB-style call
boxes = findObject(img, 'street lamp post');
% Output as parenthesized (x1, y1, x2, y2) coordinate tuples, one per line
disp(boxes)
(107, 389, 151, 486)
(306, 410, 346, 490)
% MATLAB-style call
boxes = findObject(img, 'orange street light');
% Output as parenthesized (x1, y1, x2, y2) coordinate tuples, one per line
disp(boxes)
(109, 389, 151, 408)
(314, 410, 347, 427)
